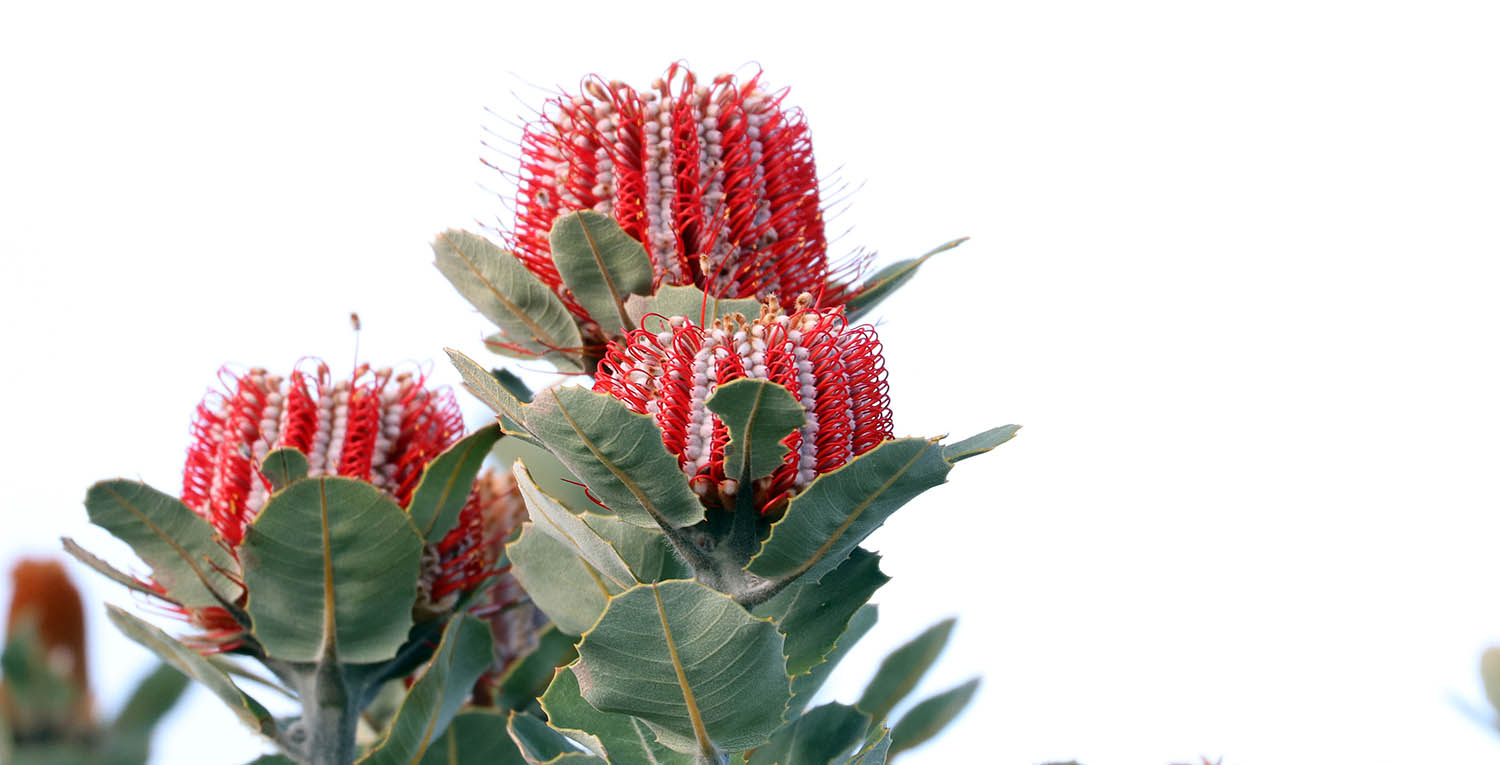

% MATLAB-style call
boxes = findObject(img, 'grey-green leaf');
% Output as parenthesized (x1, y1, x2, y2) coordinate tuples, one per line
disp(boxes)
(790, 606, 877, 717)
(493, 626, 578, 711)
(888, 678, 979, 756)
(513, 460, 638, 589)
(261, 448, 309, 491)
(550, 210, 653, 334)
(508, 523, 618, 636)
(748, 439, 951, 584)
(844, 238, 966, 323)
(706, 379, 806, 483)
(83, 480, 240, 608)
(508, 712, 599, 764)
(432, 229, 585, 372)
(359, 615, 496, 765)
(239, 477, 423, 663)
(942, 425, 1020, 463)
(60, 536, 160, 599)
(573, 580, 790, 755)
(755, 548, 887, 676)
(494, 434, 597, 515)
(626, 285, 763, 333)
(418, 709, 527, 765)
(855, 619, 956, 724)
(447, 348, 533, 435)
(541, 666, 692, 764)
(847, 722, 892, 765)
(109, 662, 189, 748)
(526, 387, 704, 530)
(747, 703, 869, 765)
(105, 606, 277, 739)
(420, 708, 531, 765)
(408, 424, 502, 542)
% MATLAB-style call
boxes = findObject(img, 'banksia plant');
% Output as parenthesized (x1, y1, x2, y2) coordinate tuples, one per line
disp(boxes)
(66, 361, 557, 764)
(69, 62, 1013, 765)
(437, 64, 960, 374)
(1, 559, 188, 765)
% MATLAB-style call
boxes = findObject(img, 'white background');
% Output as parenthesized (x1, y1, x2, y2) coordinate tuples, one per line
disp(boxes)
(2, 2, 1498, 763)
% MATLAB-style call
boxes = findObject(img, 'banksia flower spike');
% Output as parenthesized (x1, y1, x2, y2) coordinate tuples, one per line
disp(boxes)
(1, 560, 92, 738)
(172, 361, 503, 643)
(505, 64, 860, 323)
(594, 293, 893, 515)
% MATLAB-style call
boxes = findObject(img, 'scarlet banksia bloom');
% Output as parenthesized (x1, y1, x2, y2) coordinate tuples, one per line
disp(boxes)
(1, 560, 92, 736)
(594, 294, 893, 514)
(506, 64, 858, 322)
(173, 362, 504, 644)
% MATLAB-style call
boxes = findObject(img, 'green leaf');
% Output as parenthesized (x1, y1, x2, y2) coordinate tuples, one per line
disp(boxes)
(239, 477, 423, 663)
(526, 387, 704, 530)
(706, 379, 806, 483)
(408, 424, 502, 542)
(447, 348, 533, 435)
(508, 523, 619, 635)
(942, 425, 1020, 463)
(84, 480, 240, 608)
(261, 447, 309, 492)
(109, 663, 189, 746)
(747, 703, 869, 765)
(359, 615, 496, 765)
(550, 210, 653, 335)
(574, 580, 790, 755)
(844, 238, 967, 323)
(433, 229, 585, 372)
(790, 606, 877, 717)
(855, 619, 956, 724)
(419, 709, 527, 765)
(541, 666, 692, 764)
(60, 536, 159, 599)
(889, 678, 979, 756)
(494, 434, 597, 515)
(755, 548, 888, 676)
(493, 367, 535, 403)
(748, 439, 951, 584)
(512, 460, 639, 589)
(493, 625, 578, 711)
(626, 284, 762, 333)
(105, 605, 278, 739)
(507, 713, 599, 764)
(586, 513, 692, 583)
(245, 756, 298, 765)
(846, 722, 892, 765)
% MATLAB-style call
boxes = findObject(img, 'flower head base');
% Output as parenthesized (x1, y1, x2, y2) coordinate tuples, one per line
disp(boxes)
(594, 294, 893, 514)
(182, 362, 462, 546)
(508, 64, 857, 322)
(466, 468, 547, 704)
(172, 361, 511, 647)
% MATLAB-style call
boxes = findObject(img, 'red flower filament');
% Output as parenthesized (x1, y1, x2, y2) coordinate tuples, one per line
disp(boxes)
(594, 294, 893, 514)
(506, 65, 858, 324)
(170, 362, 508, 646)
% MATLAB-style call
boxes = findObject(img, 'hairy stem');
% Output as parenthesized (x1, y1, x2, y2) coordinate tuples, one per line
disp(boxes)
(291, 661, 358, 765)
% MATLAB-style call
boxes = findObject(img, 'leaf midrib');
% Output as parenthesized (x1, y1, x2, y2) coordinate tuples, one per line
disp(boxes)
(652, 584, 715, 758)
(573, 212, 633, 331)
(779, 443, 934, 581)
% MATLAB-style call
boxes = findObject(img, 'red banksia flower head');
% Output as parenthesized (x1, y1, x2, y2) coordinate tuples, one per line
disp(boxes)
(1, 559, 92, 736)
(174, 362, 509, 641)
(594, 293, 893, 514)
(506, 64, 859, 324)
